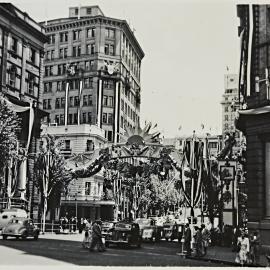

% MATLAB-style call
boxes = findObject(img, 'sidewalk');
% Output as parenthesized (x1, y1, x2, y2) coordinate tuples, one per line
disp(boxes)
(189, 245, 268, 267)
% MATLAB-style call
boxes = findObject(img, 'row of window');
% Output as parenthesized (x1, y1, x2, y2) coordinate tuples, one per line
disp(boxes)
(45, 42, 115, 60)
(44, 79, 114, 93)
(47, 27, 115, 45)
(120, 99, 138, 121)
(7, 35, 40, 66)
(120, 116, 137, 130)
(122, 34, 141, 79)
(102, 113, 113, 124)
(54, 112, 93, 125)
(85, 181, 102, 196)
(63, 139, 94, 152)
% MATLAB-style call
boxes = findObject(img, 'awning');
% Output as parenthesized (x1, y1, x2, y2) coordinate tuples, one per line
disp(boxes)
(238, 105, 270, 115)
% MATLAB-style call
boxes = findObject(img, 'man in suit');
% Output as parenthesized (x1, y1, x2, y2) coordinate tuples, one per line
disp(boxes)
(89, 220, 105, 252)
(184, 223, 192, 257)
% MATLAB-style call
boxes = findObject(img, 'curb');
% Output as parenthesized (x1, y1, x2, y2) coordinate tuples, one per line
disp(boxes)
(188, 255, 264, 267)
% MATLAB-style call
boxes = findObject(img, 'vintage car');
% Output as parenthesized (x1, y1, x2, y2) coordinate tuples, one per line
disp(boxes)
(135, 218, 161, 242)
(2, 217, 39, 240)
(104, 221, 142, 248)
(101, 221, 115, 237)
(163, 222, 184, 242)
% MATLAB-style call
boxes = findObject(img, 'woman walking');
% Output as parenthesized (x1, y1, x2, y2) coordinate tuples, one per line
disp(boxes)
(235, 230, 250, 266)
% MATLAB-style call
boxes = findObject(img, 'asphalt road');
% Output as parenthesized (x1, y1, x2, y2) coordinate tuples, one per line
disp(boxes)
(0, 233, 226, 266)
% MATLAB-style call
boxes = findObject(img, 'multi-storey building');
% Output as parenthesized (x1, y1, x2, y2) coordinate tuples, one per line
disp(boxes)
(237, 4, 270, 247)
(41, 5, 144, 145)
(0, 3, 47, 211)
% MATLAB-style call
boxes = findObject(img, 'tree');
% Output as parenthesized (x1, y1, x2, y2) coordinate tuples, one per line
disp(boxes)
(0, 95, 20, 182)
(34, 135, 72, 231)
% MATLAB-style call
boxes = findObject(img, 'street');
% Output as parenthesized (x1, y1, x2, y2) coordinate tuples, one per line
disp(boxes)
(0, 233, 225, 266)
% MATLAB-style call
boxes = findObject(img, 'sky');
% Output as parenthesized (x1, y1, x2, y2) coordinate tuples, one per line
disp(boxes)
(8, 0, 241, 137)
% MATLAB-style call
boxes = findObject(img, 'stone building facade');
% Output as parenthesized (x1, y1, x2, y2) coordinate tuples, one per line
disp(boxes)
(237, 4, 270, 247)
(0, 3, 47, 213)
(41, 5, 144, 144)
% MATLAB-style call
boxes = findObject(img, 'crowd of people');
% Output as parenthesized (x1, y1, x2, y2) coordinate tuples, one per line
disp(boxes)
(183, 223, 261, 266)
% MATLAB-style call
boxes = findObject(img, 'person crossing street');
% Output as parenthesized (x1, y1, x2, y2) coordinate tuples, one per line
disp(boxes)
(89, 220, 105, 252)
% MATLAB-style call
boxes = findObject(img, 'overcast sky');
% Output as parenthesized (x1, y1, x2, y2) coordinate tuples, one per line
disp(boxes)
(9, 0, 241, 137)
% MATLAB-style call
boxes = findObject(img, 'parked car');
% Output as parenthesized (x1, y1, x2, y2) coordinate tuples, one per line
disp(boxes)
(101, 221, 115, 237)
(163, 222, 184, 242)
(104, 221, 142, 248)
(0, 208, 27, 233)
(135, 218, 161, 242)
(2, 217, 39, 240)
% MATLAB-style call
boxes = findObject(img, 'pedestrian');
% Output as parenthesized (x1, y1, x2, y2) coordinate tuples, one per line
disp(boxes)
(250, 231, 261, 265)
(201, 224, 210, 256)
(78, 218, 83, 234)
(194, 226, 203, 257)
(232, 226, 241, 252)
(82, 224, 91, 249)
(89, 220, 105, 252)
(235, 230, 250, 266)
(184, 223, 191, 257)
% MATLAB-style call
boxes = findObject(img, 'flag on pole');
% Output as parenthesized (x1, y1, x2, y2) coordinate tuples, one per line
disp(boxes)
(65, 81, 69, 126)
(77, 80, 83, 125)
(247, 4, 254, 97)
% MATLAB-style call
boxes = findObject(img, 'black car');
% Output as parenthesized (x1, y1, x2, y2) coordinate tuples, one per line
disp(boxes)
(104, 221, 142, 248)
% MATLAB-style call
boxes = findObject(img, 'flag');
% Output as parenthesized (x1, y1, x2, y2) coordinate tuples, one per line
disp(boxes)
(201, 124, 204, 130)
(77, 79, 83, 125)
(64, 82, 69, 126)
(247, 4, 254, 97)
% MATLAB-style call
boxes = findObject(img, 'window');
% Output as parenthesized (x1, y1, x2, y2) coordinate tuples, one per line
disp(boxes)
(108, 113, 113, 124)
(28, 73, 35, 95)
(86, 140, 94, 151)
(48, 34, 55, 44)
(108, 96, 114, 107)
(44, 82, 52, 93)
(85, 182, 91, 195)
(102, 113, 107, 123)
(83, 95, 87, 106)
(58, 64, 66, 75)
(87, 28, 95, 38)
(87, 44, 95, 55)
(105, 44, 114, 56)
(11, 37, 18, 53)
(120, 116, 123, 128)
(57, 81, 61, 91)
(73, 113, 78, 124)
(73, 46, 81, 57)
(65, 140, 70, 150)
(29, 48, 36, 64)
(105, 28, 115, 39)
(60, 114, 64, 125)
(104, 80, 114, 89)
(107, 130, 113, 142)
(225, 106, 229, 112)
(82, 112, 86, 123)
(55, 115, 59, 125)
(88, 95, 93, 106)
(68, 114, 73, 125)
(55, 98, 60, 109)
(47, 99, 51, 109)
(43, 100, 47, 110)
(74, 96, 79, 106)
(86, 8, 92, 14)
(208, 142, 218, 149)
(69, 97, 74, 107)
(84, 78, 90, 88)
(103, 95, 108, 106)
(225, 115, 229, 121)
(61, 97, 65, 108)
(45, 66, 53, 76)
(73, 30, 81, 40)
(60, 32, 68, 42)
(88, 112, 92, 123)
(9, 65, 16, 87)
(121, 99, 124, 111)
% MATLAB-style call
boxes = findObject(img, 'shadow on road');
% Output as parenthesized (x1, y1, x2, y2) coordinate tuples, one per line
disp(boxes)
(0, 237, 223, 266)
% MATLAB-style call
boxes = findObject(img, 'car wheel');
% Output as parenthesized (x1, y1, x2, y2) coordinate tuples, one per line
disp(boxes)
(22, 232, 27, 240)
(105, 242, 109, 248)
(166, 238, 168, 242)
(137, 242, 141, 248)
(34, 233, 39, 240)
(16, 236, 20, 240)
(2, 235, 7, 240)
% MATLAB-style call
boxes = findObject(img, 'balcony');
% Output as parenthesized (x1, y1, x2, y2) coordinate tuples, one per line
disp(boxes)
(42, 124, 106, 140)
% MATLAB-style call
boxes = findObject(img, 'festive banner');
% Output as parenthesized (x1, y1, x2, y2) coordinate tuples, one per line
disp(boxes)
(247, 4, 254, 97)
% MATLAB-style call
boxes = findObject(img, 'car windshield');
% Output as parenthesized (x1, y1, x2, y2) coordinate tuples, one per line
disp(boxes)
(9, 219, 23, 225)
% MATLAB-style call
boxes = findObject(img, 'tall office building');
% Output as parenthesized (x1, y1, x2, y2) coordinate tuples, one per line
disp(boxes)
(41, 5, 144, 148)
(0, 3, 47, 211)
(221, 74, 243, 153)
